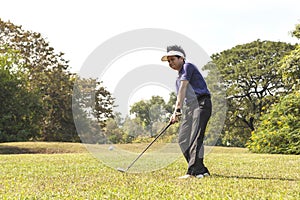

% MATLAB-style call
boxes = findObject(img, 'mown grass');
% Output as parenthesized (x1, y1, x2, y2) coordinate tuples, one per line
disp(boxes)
(0, 142, 299, 199)
(0, 142, 87, 154)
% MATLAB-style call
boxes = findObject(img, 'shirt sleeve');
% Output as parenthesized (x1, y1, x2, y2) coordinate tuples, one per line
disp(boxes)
(180, 63, 194, 81)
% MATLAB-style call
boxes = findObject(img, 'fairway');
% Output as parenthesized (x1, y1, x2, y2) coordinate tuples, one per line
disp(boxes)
(0, 142, 299, 199)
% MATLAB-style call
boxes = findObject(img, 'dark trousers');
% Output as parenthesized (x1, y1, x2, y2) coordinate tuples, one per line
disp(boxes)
(178, 96, 212, 175)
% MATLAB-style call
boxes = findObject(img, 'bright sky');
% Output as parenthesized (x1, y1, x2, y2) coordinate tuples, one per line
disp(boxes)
(2, 0, 300, 112)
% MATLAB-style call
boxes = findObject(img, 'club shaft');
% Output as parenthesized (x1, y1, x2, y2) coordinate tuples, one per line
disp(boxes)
(125, 122, 172, 171)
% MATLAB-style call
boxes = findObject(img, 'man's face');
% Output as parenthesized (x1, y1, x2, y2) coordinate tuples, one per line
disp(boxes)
(167, 56, 184, 71)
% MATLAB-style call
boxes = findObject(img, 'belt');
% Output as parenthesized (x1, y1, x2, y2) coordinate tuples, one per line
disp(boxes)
(197, 94, 211, 101)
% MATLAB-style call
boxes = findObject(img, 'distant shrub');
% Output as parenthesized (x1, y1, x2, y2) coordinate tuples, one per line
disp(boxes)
(247, 91, 300, 154)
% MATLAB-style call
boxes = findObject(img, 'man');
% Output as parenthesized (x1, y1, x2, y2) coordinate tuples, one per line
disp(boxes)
(161, 45, 212, 179)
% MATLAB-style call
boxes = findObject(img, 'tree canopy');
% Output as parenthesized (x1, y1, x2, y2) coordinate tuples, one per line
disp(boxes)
(0, 47, 43, 141)
(280, 23, 300, 91)
(210, 40, 296, 146)
(247, 23, 300, 154)
(2, 17, 299, 154)
(130, 95, 168, 136)
(0, 18, 115, 142)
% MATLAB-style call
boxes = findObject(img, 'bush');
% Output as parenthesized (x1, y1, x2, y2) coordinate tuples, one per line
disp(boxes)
(247, 91, 300, 154)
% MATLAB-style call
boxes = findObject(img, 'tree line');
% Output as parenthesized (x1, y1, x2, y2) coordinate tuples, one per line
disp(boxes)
(0, 19, 114, 142)
(1, 19, 299, 154)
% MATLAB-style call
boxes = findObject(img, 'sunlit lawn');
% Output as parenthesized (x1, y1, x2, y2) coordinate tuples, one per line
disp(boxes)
(0, 142, 299, 199)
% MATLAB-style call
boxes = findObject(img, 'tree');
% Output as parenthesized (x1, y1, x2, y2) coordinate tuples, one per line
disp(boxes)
(0, 18, 77, 141)
(104, 118, 125, 144)
(211, 40, 296, 146)
(291, 23, 300, 39)
(0, 18, 115, 142)
(100, 93, 177, 144)
(247, 24, 300, 154)
(202, 62, 227, 146)
(280, 23, 300, 91)
(94, 81, 115, 128)
(72, 77, 115, 144)
(0, 47, 43, 141)
(247, 91, 300, 154)
(164, 92, 177, 113)
(130, 96, 167, 136)
(122, 116, 146, 142)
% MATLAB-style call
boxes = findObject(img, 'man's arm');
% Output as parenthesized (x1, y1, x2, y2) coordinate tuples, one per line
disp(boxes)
(170, 80, 188, 123)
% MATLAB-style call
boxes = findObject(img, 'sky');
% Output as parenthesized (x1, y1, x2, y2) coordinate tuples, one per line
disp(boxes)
(1, 0, 300, 113)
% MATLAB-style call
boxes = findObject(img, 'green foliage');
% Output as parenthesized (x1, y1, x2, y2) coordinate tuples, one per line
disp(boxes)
(211, 40, 296, 146)
(72, 77, 115, 144)
(122, 117, 146, 141)
(104, 118, 125, 143)
(247, 24, 300, 153)
(130, 96, 168, 136)
(102, 93, 178, 144)
(0, 47, 43, 141)
(291, 23, 300, 39)
(94, 82, 115, 128)
(280, 46, 300, 91)
(164, 92, 177, 113)
(0, 18, 115, 142)
(281, 23, 300, 91)
(247, 91, 300, 154)
(203, 62, 227, 146)
(0, 18, 78, 142)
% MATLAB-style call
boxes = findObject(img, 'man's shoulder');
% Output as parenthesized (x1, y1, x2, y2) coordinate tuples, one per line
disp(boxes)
(184, 62, 194, 66)
(184, 62, 199, 72)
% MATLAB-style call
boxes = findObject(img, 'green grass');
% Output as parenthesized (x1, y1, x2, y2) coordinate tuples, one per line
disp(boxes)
(0, 142, 87, 154)
(0, 142, 299, 199)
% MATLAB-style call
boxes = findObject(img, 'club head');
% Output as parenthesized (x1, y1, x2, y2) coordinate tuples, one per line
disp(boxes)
(117, 167, 126, 173)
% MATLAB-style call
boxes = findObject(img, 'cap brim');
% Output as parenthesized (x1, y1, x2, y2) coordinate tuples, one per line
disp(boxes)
(161, 50, 185, 62)
(161, 55, 169, 61)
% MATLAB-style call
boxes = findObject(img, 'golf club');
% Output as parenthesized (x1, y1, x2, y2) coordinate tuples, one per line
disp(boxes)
(117, 121, 173, 173)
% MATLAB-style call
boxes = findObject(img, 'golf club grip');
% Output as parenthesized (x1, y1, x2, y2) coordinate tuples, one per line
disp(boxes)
(125, 122, 172, 170)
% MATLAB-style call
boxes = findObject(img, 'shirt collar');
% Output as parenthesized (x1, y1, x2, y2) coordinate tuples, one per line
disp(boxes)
(178, 63, 185, 75)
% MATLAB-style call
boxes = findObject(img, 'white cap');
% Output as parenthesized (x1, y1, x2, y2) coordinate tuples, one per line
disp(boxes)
(161, 50, 185, 61)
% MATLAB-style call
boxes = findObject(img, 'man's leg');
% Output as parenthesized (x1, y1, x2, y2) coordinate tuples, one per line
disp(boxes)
(178, 107, 193, 164)
(187, 98, 212, 175)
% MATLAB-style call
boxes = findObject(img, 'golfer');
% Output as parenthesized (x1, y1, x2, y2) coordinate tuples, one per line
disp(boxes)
(161, 45, 212, 179)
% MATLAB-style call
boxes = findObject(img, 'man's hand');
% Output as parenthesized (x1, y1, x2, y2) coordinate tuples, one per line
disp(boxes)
(171, 80, 187, 124)
(169, 109, 182, 124)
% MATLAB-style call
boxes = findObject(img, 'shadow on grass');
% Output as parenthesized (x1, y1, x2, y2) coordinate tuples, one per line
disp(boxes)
(0, 145, 48, 154)
(213, 174, 299, 182)
(0, 145, 75, 154)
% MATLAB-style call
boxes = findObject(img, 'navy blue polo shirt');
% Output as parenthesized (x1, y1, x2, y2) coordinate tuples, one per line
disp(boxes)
(176, 62, 210, 101)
